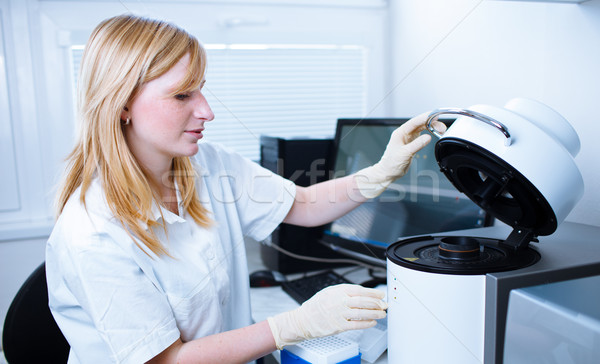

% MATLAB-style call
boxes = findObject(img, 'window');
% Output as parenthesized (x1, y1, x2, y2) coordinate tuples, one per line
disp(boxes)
(0, 15, 20, 213)
(202, 44, 366, 160)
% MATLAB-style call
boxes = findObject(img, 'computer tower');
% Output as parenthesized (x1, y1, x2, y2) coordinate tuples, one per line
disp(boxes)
(259, 135, 345, 274)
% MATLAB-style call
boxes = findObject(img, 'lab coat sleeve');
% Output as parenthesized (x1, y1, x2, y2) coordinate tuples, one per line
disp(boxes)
(194, 142, 296, 242)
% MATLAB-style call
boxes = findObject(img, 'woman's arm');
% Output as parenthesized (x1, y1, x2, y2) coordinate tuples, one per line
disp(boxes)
(283, 174, 367, 227)
(284, 112, 445, 227)
(148, 283, 387, 363)
(147, 320, 276, 364)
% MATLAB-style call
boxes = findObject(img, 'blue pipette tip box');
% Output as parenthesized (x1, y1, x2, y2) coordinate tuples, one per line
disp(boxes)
(280, 335, 361, 364)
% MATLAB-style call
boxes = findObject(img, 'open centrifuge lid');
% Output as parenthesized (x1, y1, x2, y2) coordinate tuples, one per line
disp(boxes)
(386, 101, 584, 274)
(435, 137, 554, 250)
(424, 102, 584, 251)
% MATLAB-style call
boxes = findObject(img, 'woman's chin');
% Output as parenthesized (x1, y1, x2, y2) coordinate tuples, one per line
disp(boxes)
(176, 144, 200, 158)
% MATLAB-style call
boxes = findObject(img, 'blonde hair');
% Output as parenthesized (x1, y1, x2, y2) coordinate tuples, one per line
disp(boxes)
(57, 14, 212, 256)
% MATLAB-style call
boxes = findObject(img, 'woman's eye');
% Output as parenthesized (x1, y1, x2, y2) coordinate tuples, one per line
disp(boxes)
(175, 93, 190, 101)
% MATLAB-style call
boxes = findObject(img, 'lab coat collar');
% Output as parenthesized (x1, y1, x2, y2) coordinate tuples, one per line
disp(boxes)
(87, 176, 186, 229)
(148, 180, 186, 227)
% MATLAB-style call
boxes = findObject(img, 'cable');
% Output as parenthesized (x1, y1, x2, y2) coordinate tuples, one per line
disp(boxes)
(264, 240, 385, 273)
(338, 265, 365, 279)
(369, 268, 387, 280)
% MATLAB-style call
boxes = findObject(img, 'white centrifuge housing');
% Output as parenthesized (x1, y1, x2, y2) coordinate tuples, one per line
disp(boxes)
(386, 98, 598, 363)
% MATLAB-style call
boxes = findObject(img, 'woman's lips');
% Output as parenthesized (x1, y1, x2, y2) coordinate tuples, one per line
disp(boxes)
(185, 129, 204, 139)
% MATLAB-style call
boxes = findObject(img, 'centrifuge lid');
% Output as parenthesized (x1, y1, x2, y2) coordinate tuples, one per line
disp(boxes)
(385, 136, 553, 273)
(390, 102, 584, 273)
(435, 138, 556, 240)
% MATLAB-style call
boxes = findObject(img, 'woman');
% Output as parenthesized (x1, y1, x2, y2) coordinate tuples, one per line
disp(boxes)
(46, 14, 441, 364)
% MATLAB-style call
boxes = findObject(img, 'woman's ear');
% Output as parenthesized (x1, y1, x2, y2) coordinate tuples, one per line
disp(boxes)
(120, 106, 129, 121)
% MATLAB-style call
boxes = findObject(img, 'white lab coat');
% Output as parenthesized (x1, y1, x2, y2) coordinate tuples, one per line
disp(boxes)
(46, 142, 296, 364)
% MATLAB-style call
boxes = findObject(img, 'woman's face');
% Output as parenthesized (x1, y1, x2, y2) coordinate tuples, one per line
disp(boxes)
(123, 53, 214, 169)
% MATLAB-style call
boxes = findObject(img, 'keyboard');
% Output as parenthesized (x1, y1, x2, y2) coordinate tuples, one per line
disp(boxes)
(282, 270, 352, 304)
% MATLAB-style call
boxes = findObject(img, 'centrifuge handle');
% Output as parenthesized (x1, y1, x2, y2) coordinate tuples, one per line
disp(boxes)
(425, 108, 512, 146)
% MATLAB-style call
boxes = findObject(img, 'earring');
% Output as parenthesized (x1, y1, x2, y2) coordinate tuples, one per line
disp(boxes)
(123, 117, 130, 125)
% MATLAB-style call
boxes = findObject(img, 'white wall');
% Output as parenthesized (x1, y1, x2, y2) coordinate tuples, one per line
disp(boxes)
(389, 0, 600, 227)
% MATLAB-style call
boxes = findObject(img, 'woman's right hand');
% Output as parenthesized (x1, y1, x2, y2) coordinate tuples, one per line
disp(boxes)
(267, 284, 387, 350)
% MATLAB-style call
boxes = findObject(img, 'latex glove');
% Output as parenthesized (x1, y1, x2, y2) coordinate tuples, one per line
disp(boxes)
(355, 112, 447, 198)
(267, 284, 387, 350)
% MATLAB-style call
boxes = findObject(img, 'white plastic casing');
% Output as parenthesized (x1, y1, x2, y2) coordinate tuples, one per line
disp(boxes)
(440, 98, 584, 228)
(387, 259, 486, 364)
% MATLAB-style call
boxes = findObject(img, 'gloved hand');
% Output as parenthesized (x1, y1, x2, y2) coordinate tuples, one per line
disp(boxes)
(267, 284, 388, 350)
(355, 112, 447, 198)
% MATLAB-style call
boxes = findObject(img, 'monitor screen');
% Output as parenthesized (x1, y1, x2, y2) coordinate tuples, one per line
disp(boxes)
(320, 118, 492, 265)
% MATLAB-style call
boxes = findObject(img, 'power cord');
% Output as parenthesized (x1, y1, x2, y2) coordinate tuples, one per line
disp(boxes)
(262, 238, 386, 273)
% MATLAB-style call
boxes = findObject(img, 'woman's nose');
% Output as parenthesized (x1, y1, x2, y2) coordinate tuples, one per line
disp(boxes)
(195, 93, 214, 121)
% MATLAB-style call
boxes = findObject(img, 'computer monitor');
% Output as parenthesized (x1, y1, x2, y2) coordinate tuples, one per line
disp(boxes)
(319, 118, 493, 266)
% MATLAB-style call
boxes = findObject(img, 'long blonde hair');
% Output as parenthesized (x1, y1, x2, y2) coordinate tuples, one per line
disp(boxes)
(57, 14, 212, 256)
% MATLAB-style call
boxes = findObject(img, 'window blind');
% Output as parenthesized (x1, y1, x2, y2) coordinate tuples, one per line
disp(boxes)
(202, 45, 367, 161)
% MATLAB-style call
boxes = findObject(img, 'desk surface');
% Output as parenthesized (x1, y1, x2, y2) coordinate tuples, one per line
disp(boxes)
(249, 267, 388, 364)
